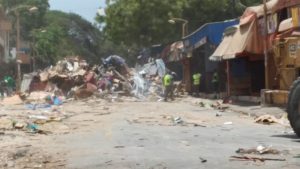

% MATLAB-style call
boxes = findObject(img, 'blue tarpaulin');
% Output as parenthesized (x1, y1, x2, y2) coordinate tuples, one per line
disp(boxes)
(183, 19, 239, 50)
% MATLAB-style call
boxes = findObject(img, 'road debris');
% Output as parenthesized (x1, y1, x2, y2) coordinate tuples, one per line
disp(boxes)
(236, 145, 280, 155)
(13, 122, 26, 129)
(224, 121, 233, 125)
(216, 112, 222, 117)
(173, 117, 183, 124)
(199, 157, 207, 163)
(254, 114, 289, 126)
(230, 155, 286, 162)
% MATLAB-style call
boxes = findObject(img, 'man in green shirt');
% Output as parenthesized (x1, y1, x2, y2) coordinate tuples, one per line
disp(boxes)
(192, 72, 201, 97)
(4, 75, 15, 96)
(163, 72, 174, 101)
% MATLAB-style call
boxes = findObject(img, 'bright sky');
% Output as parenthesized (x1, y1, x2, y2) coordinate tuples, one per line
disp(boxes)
(49, 0, 106, 23)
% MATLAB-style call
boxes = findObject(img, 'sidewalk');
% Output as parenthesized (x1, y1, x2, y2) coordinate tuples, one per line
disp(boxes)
(227, 102, 286, 118)
(184, 96, 286, 118)
(195, 93, 285, 117)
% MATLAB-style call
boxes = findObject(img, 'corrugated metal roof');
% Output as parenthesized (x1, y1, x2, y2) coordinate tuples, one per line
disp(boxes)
(183, 19, 239, 51)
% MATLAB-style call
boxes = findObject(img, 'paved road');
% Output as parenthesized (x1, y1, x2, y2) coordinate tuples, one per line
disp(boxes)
(46, 99, 300, 169)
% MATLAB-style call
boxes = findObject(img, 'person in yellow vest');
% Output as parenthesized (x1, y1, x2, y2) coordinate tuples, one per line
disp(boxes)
(163, 72, 175, 101)
(212, 70, 219, 99)
(192, 72, 201, 97)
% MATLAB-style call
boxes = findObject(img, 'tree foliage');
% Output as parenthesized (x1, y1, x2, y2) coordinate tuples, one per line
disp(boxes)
(97, 0, 263, 48)
(0, 0, 263, 67)
(0, 0, 49, 40)
(32, 11, 129, 65)
(0, 0, 131, 66)
(97, 0, 188, 47)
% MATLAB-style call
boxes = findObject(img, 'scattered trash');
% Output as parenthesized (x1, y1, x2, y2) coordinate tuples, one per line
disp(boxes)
(26, 123, 39, 132)
(256, 145, 273, 154)
(236, 145, 280, 155)
(199, 102, 213, 109)
(25, 104, 51, 110)
(224, 121, 233, 125)
(230, 155, 286, 162)
(29, 115, 49, 120)
(13, 122, 26, 129)
(28, 115, 63, 124)
(254, 115, 289, 126)
(173, 117, 183, 124)
(45, 96, 63, 106)
(199, 157, 207, 163)
(216, 112, 222, 117)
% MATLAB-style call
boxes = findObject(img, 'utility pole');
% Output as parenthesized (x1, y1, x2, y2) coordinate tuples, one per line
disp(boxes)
(263, 0, 269, 89)
(6, 5, 38, 91)
(15, 11, 21, 91)
(168, 18, 191, 92)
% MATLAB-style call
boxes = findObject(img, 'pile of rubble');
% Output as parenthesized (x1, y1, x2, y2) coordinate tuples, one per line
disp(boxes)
(18, 57, 167, 102)
(0, 56, 169, 139)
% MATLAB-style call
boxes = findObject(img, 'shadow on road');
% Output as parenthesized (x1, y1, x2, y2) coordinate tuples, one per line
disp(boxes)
(294, 154, 300, 158)
(230, 101, 259, 107)
(271, 134, 300, 140)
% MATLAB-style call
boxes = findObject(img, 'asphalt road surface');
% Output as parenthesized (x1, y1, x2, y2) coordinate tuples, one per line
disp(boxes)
(43, 98, 300, 169)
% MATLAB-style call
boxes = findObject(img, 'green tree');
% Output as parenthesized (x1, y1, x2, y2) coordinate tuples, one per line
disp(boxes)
(32, 11, 129, 65)
(183, 0, 262, 32)
(0, 0, 49, 40)
(98, 0, 264, 49)
(97, 0, 189, 47)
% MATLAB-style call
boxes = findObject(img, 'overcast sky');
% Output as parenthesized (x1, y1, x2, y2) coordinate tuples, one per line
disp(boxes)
(49, 0, 106, 23)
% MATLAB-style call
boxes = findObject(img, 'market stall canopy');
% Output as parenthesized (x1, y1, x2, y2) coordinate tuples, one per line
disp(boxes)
(241, 0, 300, 25)
(210, 17, 265, 61)
(183, 19, 239, 51)
(278, 18, 293, 32)
(210, 0, 295, 61)
(240, 0, 278, 25)
(210, 25, 250, 61)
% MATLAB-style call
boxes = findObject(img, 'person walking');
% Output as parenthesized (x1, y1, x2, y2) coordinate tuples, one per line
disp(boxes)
(163, 72, 174, 101)
(192, 72, 201, 97)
